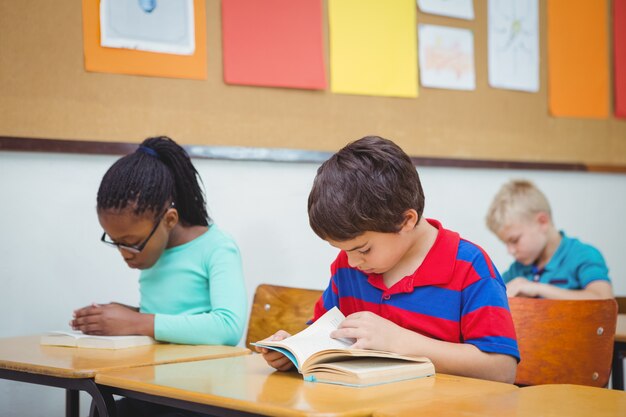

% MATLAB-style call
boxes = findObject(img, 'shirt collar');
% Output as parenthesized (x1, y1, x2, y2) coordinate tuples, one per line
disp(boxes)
(542, 231, 570, 273)
(367, 218, 460, 292)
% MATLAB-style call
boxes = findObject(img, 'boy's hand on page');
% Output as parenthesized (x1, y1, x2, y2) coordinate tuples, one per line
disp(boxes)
(506, 277, 540, 298)
(255, 330, 295, 371)
(330, 311, 405, 352)
(70, 303, 144, 336)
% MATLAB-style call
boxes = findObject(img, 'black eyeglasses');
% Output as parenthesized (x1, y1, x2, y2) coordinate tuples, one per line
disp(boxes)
(100, 204, 173, 254)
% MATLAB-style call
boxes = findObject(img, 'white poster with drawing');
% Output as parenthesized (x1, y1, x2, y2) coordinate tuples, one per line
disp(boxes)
(100, 0, 195, 55)
(416, 0, 474, 20)
(488, 0, 539, 92)
(418, 24, 475, 90)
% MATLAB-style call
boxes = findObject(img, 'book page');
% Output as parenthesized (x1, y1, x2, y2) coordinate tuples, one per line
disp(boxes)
(40, 331, 82, 347)
(78, 334, 154, 349)
(40, 330, 87, 346)
(303, 358, 435, 387)
(304, 347, 430, 368)
(41, 331, 155, 349)
(43, 331, 144, 341)
(255, 307, 352, 368)
(41, 330, 89, 340)
(310, 358, 433, 375)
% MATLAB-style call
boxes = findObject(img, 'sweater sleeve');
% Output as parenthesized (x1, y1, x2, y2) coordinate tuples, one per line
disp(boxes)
(153, 242, 247, 345)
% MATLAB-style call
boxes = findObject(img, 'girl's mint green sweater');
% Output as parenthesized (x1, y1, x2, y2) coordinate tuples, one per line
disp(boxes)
(139, 224, 247, 345)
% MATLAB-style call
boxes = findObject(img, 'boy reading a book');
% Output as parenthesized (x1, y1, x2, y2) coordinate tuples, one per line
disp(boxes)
(486, 179, 613, 299)
(258, 136, 519, 383)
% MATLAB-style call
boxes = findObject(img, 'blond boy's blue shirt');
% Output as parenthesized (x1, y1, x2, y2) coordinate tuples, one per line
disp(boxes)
(139, 224, 247, 345)
(502, 231, 610, 289)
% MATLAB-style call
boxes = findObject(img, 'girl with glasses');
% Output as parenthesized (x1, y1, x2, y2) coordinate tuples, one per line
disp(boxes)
(70, 136, 247, 416)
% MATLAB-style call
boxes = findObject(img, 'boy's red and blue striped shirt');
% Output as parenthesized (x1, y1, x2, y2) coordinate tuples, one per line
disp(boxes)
(311, 219, 520, 361)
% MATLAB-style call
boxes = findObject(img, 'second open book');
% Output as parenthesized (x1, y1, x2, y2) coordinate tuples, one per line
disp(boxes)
(253, 307, 435, 387)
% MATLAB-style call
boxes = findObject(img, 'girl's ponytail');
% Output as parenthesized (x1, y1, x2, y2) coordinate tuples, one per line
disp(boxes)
(141, 137, 209, 226)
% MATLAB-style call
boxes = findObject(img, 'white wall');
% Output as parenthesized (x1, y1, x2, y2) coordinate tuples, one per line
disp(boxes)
(1, 151, 625, 416)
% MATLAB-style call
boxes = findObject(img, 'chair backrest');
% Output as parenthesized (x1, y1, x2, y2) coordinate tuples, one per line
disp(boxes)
(509, 297, 617, 387)
(245, 284, 323, 348)
(615, 296, 626, 314)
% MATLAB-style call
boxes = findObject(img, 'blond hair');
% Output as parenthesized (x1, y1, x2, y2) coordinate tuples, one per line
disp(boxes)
(486, 180, 552, 233)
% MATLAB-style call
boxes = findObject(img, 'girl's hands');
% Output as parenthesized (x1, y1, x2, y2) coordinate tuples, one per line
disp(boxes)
(254, 330, 294, 371)
(70, 303, 153, 336)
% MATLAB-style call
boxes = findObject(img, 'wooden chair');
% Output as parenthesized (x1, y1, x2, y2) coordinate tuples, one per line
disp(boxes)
(509, 297, 618, 387)
(245, 284, 323, 348)
(614, 296, 626, 390)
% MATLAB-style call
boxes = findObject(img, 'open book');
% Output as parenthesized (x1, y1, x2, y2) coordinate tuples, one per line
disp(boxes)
(40, 331, 155, 349)
(253, 307, 435, 387)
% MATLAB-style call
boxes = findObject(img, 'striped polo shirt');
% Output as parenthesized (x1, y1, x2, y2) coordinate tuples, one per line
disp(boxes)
(312, 219, 520, 360)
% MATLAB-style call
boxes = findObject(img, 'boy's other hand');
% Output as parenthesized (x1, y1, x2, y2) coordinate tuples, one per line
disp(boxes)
(331, 311, 405, 352)
(70, 303, 144, 336)
(506, 277, 540, 298)
(255, 330, 294, 371)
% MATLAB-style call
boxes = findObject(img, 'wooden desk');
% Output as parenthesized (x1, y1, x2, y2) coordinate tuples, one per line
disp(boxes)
(613, 314, 626, 390)
(0, 335, 249, 417)
(94, 353, 518, 417)
(373, 384, 626, 417)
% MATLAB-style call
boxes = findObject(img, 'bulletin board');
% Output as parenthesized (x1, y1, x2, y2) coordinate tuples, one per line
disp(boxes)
(0, 0, 625, 168)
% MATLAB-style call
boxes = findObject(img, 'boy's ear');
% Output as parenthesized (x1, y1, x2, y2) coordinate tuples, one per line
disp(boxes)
(402, 209, 419, 231)
(535, 211, 551, 227)
(164, 208, 179, 230)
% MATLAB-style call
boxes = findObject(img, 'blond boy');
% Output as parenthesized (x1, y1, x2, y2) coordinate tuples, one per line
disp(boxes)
(486, 180, 612, 299)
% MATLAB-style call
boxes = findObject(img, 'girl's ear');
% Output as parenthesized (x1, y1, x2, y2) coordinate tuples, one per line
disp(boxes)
(163, 207, 179, 230)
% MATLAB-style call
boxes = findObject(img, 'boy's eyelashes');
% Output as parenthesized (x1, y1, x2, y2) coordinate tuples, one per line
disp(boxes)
(358, 248, 371, 255)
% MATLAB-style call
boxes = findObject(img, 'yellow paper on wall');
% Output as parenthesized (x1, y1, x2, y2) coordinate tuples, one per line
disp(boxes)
(329, 0, 418, 98)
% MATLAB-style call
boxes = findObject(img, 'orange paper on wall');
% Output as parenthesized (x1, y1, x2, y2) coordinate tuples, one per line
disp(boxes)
(82, 0, 207, 80)
(547, 0, 609, 118)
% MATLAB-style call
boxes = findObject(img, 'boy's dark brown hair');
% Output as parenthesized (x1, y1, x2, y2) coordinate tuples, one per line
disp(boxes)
(308, 136, 425, 241)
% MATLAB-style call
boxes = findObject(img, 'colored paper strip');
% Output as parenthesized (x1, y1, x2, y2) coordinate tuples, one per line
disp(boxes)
(615, 0, 626, 118)
(222, 0, 326, 90)
(547, 0, 609, 118)
(329, 0, 418, 98)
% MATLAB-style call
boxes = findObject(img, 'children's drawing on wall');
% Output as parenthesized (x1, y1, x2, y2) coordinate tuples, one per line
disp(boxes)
(488, 0, 539, 92)
(417, 0, 474, 20)
(418, 24, 475, 91)
(100, 0, 195, 55)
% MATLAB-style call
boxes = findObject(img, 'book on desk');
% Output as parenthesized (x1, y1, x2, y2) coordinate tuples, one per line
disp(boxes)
(252, 307, 435, 387)
(40, 331, 155, 349)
